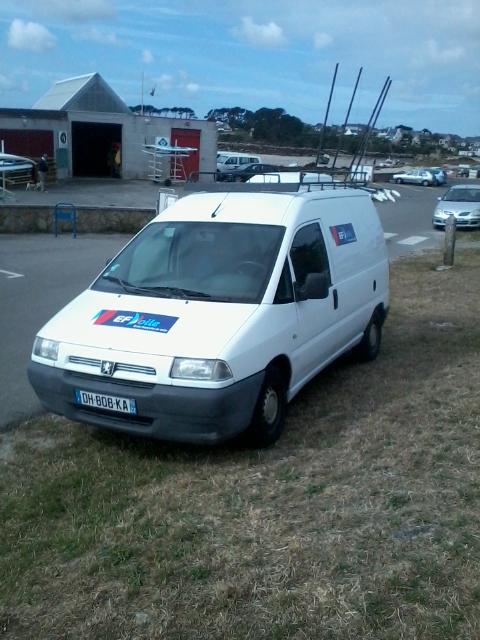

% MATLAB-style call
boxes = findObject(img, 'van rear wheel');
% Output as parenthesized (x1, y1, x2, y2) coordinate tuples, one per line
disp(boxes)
(353, 311, 382, 362)
(245, 366, 287, 448)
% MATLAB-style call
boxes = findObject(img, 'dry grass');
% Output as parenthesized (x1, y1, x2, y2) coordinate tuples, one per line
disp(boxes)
(1, 243, 480, 639)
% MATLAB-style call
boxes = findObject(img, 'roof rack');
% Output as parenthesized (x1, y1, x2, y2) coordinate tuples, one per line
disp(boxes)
(183, 171, 369, 194)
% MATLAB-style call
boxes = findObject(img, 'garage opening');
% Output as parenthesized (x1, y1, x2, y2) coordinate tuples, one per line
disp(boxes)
(71, 122, 122, 177)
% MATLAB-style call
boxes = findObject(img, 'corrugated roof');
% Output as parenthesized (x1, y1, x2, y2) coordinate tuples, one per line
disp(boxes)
(32, 73, 131, 115)
(32, 74, 95, 110)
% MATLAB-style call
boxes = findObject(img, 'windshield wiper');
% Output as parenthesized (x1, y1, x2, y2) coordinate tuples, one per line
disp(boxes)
(101, 274, 136, 292)
(101, 275, 172, 298)
(101, 277, 212, 300)
(140, 286, 212, 299)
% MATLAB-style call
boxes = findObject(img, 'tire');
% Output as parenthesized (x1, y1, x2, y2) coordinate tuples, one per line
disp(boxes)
(353, 311, 382, 362)
(245, 366, 287, 447)
(395, 178, 403, 184)
(422, 180, 429, 187)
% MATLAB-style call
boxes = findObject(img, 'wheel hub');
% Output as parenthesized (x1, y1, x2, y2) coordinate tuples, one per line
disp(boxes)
(369, 324, 378, 348)
(263, 387, 278, 425)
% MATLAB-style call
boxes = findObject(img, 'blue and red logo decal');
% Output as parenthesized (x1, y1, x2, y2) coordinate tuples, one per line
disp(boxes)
(330, 223, 357, 246)
(92, 310, 178, 333)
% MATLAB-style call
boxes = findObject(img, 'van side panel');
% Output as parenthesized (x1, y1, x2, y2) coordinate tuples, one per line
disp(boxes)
(298, 196, 389, 354)
(321, 197, 388, 351)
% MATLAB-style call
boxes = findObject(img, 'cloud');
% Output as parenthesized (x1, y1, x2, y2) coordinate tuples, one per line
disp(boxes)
(74, 27, 118, 45)
(186, 83, 200, 94)
(0, 75, 14, 91)
(424, 39, 465, 64)
(462, 83, 480, 97)
(7, 20, 57, 52)
(33, 0, 116, 22)
(230, 16, 287, 48)
(142, 49, 153, 64)
(313, 32, 333, 49)
(158, 74, 173, 90)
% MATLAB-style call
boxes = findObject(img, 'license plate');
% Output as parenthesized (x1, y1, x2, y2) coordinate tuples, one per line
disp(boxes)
(75, 389, 137, 415)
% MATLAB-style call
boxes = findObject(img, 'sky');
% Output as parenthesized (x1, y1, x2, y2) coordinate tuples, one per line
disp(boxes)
(1, 0, 480, 137)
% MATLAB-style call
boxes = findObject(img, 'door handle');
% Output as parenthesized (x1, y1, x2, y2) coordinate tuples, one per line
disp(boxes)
(333, 288, 338, 310)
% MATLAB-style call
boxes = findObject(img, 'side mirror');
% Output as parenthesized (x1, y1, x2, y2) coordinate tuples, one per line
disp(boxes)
(295, 272, 330, 301)
(437, 197, 441, 201)
(106, 258, 112, 266)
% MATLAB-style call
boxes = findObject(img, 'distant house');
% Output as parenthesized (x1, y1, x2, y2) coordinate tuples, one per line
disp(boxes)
(376, 127, 404, 143)
(345, 124, 367, 134)
(437, 134, 452, 148)
(411, 131, 430, 146)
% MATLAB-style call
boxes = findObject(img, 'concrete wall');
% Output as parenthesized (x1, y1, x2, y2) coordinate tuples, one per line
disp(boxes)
(1, 110, 218, 181)
(0, 113, 70, 180)
(0, 204, 156, 234)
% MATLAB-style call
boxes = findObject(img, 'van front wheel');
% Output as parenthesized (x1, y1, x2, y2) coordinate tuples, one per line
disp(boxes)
(353, 311, 382, 362)
(245, 366, 287, 447)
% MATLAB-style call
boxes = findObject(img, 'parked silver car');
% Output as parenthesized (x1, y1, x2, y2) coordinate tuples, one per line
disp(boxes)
(432, 185, 480, 229)
(429, 167, 447, 185)
(392, 168, 436, 186)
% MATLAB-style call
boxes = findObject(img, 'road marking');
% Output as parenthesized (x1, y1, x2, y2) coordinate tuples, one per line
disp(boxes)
(397, 236, 428, 246)
(384, 232, 398, 239)
(0, 269, 24, 279)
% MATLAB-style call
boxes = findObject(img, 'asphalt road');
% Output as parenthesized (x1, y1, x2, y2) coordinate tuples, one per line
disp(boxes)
(0, 234, 130, 430)
(1, 177, 478, 431)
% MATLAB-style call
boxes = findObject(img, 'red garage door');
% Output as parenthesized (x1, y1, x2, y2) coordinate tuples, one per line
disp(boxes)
(0, 129, 54, 158)
(170, 128, 200, 179)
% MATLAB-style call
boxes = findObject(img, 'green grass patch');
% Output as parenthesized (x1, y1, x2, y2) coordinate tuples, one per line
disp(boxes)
(1, 247, 480, 638)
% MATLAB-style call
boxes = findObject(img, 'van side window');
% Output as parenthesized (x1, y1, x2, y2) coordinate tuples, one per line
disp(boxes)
(225, 157, 238, 165)
(290, 223, 331, 288)
(273, 259, 294, 304)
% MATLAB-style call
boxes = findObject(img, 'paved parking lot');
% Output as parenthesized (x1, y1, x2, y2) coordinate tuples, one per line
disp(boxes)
(0, 233, 130, 430)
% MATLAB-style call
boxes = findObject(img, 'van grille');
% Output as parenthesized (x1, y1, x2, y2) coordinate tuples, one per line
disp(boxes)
(69, 356, 156, 376)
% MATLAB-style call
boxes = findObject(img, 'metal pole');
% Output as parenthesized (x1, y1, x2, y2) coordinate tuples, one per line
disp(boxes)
(331, 67, 363, 171)
(141, 71, 144, 116)
(352, 79, 392, 182)
(316, 63, 339, 166)
(1, 140, 5, 201)
(444, 215, 456, 266)
(349, 76, 390, 173)
(356, 79, 392, 170)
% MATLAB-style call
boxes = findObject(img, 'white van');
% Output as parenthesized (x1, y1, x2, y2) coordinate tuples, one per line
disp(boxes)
(28, 182, 389, 447)
(217, 152, 262, 175)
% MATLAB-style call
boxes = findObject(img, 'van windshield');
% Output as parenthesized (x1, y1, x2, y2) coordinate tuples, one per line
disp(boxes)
(92, 221, 285, 304)
(217, 154, 229, 163)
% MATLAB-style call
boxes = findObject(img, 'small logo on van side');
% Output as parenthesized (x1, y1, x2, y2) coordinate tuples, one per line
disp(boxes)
(92, 310, 178, 333)
(330, 223, 357, 246)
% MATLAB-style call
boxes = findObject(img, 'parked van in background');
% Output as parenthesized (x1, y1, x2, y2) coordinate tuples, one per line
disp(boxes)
(28, 181, 389, 448)
(217, 152, 262, 176)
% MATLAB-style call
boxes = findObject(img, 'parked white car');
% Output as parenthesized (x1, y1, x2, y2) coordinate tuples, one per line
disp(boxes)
(392, 168, 436, 186)
(28, 183, 389, 447)
(216, 152, 262, 176)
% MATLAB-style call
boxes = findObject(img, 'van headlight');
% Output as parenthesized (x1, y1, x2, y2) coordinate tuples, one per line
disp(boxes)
(170, 358, 233, 381)
(434, 209, 448, 218)
(33, 337, 60, 361)
(469, 209, 480, 217)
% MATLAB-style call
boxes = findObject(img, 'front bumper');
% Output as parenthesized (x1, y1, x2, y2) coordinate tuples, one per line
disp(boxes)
(433, 216, 480, 229)
(27, 361, 264, 444)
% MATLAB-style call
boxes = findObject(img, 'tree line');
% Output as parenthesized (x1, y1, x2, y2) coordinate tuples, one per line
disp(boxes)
(129, 104, 443, 156)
